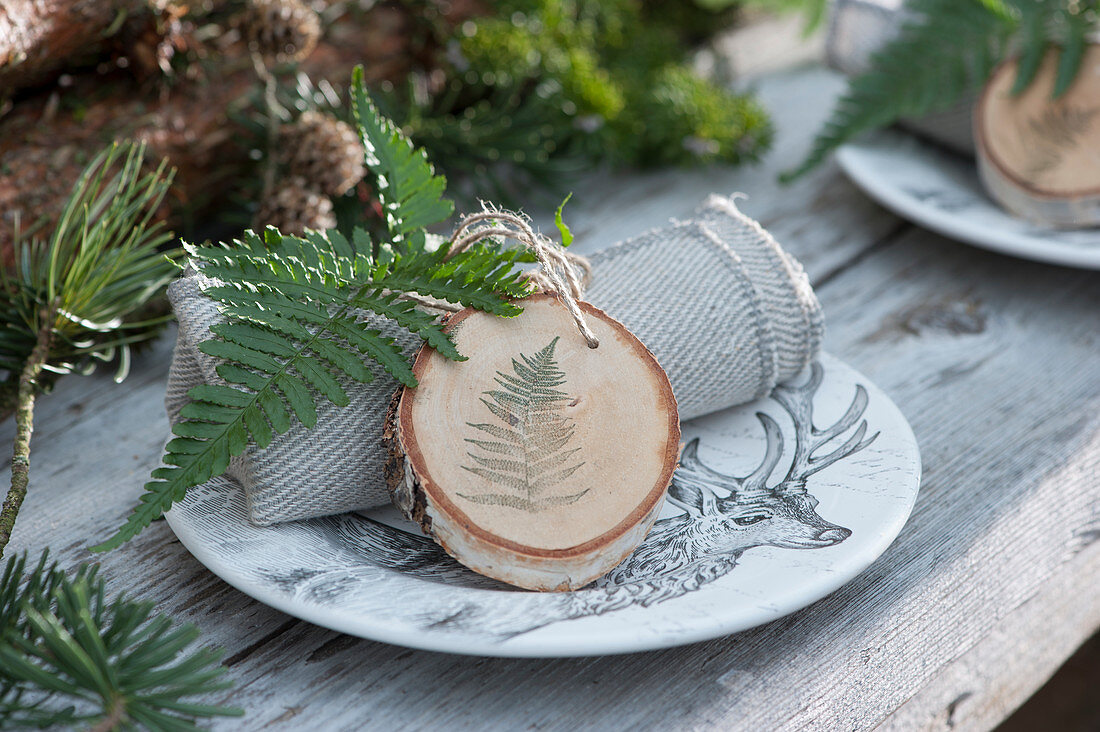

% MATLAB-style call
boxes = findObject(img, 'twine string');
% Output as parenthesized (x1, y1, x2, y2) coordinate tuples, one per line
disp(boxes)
(413, 205, 599, 348)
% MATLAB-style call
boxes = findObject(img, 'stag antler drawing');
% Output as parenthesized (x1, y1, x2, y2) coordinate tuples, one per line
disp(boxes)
(771, 363, 877, 493)
(565, 362, 880, 618)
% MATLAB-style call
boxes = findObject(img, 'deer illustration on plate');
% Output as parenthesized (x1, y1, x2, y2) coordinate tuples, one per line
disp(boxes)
(560, 361, 876, 620)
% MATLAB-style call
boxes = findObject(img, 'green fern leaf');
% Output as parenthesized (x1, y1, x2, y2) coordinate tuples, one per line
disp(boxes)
(787, 0, 1100, 181)
(1012, 3, 1048, 94)
(351, 65, 454, 250)
(1053, 7, 1091, 97)
(97, 75, 536, 551)
(95, 222, 531, 551)
(784, 0, 1010, 182)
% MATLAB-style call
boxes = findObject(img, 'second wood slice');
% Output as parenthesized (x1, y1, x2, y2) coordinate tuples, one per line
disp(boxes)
(385, 294, 680, 591)
(976, 45, 1100, 227)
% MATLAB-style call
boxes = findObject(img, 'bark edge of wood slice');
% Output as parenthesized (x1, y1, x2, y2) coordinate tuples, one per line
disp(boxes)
(975, 45, 1100, 228)
(384, 293, 681, 592)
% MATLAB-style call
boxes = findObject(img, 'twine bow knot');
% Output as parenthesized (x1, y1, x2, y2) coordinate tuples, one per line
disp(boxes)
(445, 205, 599, 349)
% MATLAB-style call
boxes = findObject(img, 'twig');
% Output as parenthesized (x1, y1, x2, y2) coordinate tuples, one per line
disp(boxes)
(0, 301, 56, 558)
(251, 51, 281, 204)
(88, 693, 128, 732)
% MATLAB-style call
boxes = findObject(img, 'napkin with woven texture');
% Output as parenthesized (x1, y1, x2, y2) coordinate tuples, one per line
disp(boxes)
(165, 195, 823, 525)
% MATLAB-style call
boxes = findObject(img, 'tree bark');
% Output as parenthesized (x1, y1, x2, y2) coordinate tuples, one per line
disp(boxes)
(0, 1, 484, 267)
(0, 0, 145, 94)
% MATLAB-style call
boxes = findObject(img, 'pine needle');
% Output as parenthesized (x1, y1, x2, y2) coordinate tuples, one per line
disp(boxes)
(0, 551, 241, 729)
(0, 142, 179, 558)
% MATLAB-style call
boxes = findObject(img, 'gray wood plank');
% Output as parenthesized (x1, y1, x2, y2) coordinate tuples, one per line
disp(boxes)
(878, 539, 1100, 731)
(692, 231, 1100, 732)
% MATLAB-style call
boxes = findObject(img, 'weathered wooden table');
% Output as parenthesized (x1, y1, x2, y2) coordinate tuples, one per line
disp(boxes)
(6, 61, 1100, 731)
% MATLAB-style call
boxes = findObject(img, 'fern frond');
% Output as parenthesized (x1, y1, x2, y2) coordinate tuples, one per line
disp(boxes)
(351, 65, 454, 251)
(94, 226, 531, 551)
(784, 0, 1010, 182)
(1051, 2, 1095, 97)
(97, 69, 538, 551)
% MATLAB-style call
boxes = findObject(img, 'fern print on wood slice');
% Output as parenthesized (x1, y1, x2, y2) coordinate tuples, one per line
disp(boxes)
(976, 45, 1100, 229)
(385, 294, 680, 592)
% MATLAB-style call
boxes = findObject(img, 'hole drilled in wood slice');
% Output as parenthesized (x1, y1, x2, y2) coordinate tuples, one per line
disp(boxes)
(976, 45, 1100, 228)
(385, 294, 680, 591)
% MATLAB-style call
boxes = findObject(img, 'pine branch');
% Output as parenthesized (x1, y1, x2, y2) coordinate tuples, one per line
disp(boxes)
(784, 0, 1099, 181)
(0, 142, 178, 379)
(0, 551, 241, 729)
(0, 142, 177, 558)
(393, 73, 590, 206)
(0, 302, 55, 558)
(232, 4, 774, 208)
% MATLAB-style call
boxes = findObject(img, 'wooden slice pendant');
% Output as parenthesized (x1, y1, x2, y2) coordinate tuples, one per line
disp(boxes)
(976, 44, 1100, 228)
(384, 293, 680, 591)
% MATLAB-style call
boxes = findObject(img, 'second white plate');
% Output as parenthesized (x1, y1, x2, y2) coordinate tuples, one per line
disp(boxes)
(837, 130, 1100, 269)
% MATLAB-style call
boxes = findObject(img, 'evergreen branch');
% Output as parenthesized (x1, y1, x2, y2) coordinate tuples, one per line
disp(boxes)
(0, 143, 178, 378)
(0, 302, 55, 559)
(0, 551, 241, 729)
(242, 3, 772, 210)
(392, 73, 591, 206)
(0, 142, 178, 559)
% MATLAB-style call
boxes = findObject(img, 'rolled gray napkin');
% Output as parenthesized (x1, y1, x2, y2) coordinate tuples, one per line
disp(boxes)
(165, 194, 823, 525)
(826, 0, 976, 155)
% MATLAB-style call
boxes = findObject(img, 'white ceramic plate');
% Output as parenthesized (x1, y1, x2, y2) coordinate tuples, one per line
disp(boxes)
(166, 353, 921, 657)
(836, 130, 1100, 269)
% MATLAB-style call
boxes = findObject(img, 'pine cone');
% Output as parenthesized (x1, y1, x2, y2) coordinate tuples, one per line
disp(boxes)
(277, 111, 366, 196)
(254, 177, 336, 235)
(241, 0, 322, 65)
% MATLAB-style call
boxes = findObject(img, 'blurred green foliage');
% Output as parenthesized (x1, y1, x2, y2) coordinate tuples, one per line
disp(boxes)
(396, 0, 775, 198)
